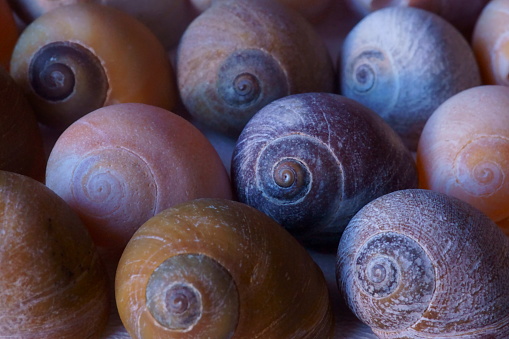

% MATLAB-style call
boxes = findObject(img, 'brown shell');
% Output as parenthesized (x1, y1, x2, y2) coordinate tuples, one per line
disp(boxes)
(10, 3, 177, 130)
(0, 66, 46, 182)
(45, 103, 232, 250)
(336, 189, 509, 338)
(0, 170, 110, 338)
(177, 0, 335, 136)
(231, 93, 418, 247)
(116, 198, 335, 338)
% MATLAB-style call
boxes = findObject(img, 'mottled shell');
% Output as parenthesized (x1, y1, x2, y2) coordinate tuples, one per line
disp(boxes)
(417, 85, 509, 234)
(472, 0, 509, 86)
(190, 0, 333, 22)
(345, 0, 489, 38)
(231, 93, 418, 246)
(340, 6, 481, 150)
(0, 170, 110, 338)
(45, 103, 232, 250)
(116, 198, 335, 339)
(177, 0, 334, 136)
(10, 3, 177, 130)
(0, 0, 18, 71)
(336, 189, 509, 338)
(8, 0, 196, 50)
(0, 66, 46, 182)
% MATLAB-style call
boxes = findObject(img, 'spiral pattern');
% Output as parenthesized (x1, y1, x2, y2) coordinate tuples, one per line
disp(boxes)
(70, 147, 157, 237)
(491, 31, 509, 86)
(354, 232, 435, 331)
(29, 41, 108, 120)
(253, 134, 342, 233)
(146, 253, 238, 334)
(454, 136, 509, 197)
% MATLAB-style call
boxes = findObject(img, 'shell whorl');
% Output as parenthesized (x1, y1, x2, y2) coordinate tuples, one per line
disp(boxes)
(337, 189, 509, 338)
(232, 92, 417, 243)
(145, 254, 238, 336)
(341, 6, 481, 150)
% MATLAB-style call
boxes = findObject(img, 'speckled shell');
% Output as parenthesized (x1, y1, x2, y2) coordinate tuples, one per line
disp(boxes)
(231, 93, 418, 246)
(177, 0, 335, 136)
(8, 0, 196, 50)
(340, 6, 481, 150)
(0, 170, 110, 338)
(10, 3, 177, 130)
(417, 85, 509, 235)
(336, 189, 509, 338)
(45, 103, 232, 250)
(116, 198, 335, 339)
(0, 66, 46, 182)
(345, 0, 489, 38)
(472, 0, 509, 86)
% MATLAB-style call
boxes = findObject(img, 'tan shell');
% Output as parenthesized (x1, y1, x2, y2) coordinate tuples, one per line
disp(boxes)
(116, 198, 335, 338)
(417, 85, 509, 234)
(177, 0, 334, 136)
(8, 0, 196, 50)
(0, 66, 46, 182)
(45, 103, 232, 250)
(472, 0, 509, 86)
(10, 3, 177, 130)
(0, 170, 110, 338)
(336, 189, 509, 338)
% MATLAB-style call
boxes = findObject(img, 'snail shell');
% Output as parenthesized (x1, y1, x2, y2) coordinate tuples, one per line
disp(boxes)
(115, 198, 335, 339)
(0, 66, 46, 182)
(472, 0, 509, 86)
(190, 0, 333, 22)
(45, 103, 232, 250)
(0, 170, 110, 338)
(345, 0, 489, 38)
(10, 3, 177, 130)
(336, 188, 509, 338)
(177, 0, 335, 136)
(8, 0, 196, 50)
(340, 6, 481, 150)
(231, 92, 418, 246)
(0, 0, 19, 71)
(417, 85, 509, 235)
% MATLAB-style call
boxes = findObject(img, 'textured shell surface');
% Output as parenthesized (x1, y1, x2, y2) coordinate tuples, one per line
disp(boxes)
(336, 188, 509, 338)
(340, 6, 481, 150)
(177, 0, 334, 136)
(115, 198, 335, 339)
(0, 170, 110, 339)
(45, 103, 232, 250)
(417, 85, 509, 234)
(231, 92, 418, 246)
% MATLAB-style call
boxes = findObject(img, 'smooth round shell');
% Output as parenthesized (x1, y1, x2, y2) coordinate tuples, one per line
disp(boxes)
(8, 0, 196, 50)
(231, 93, 418, 246)
(45, 103, 232, 250)
(345, 0, 489, 38)
(340, 6, 481, 150)
(177, 0, 334, 136)
(472, 0, 509, 86)
(0, 66, 46, 182)
(0, 170, 110, 338)
(10, 3, 177, 130)
(336, 189, 509, 338)
(417, 85, 509, 234)
(116, 198, 335, 338)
